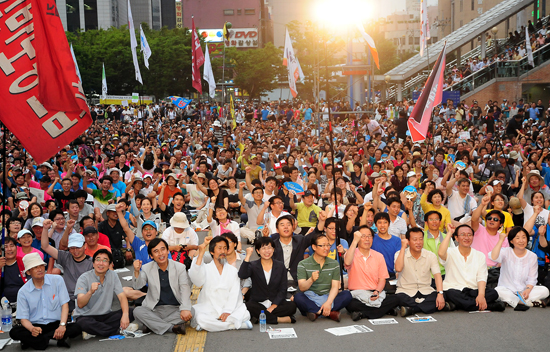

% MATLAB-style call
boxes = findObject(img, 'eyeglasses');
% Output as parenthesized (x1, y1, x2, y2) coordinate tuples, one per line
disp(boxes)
(458, 233, 474, 237)
(54, 218, 65, 222)
(486, 216, 501, 222)
(315, 244, 331, 248)
(325, 227, 336, 231)
(94, 258, 110, 263)
(272, 202, 284, 205)
(427, 218, 441, 222)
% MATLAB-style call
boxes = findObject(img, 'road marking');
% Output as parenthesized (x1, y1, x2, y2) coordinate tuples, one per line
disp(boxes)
(174, 286, 206, 352)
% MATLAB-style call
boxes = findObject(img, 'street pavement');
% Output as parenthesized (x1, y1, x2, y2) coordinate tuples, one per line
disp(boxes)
(1, 231, 548, 352)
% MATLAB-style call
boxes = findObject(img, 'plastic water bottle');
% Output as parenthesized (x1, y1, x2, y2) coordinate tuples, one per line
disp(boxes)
(259, 310, 266, 332)
(1, 298, 12, 332)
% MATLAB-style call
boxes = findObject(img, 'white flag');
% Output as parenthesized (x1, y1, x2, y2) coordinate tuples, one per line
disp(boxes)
(283, 28, 302, 98)
(128, 0, 143, 84)
(70, 43, 82, 83)
(140, 24, 152, 69)
(203, 45, 216, 98)
(526, 27, 535, 67)
(101, 63, 107, 101)
(420, 0, 430, 57)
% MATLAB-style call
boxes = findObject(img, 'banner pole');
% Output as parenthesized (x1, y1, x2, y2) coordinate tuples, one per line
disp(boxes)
(2, 123, 6, 259)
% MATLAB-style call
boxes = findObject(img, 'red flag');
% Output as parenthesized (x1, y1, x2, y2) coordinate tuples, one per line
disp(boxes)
(407, 43, 447, 142)
(191, 17, 205, 94)
(0, 0, 92, 163)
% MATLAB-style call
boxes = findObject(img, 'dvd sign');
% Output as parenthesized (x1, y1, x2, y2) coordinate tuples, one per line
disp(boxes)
(224, 28, 259, 48)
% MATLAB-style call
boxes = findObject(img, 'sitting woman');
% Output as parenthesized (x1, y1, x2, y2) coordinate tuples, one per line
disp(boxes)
(238, 237, 297, 324)
(207, 201, 241, 251)
(490, 226, 550, 309)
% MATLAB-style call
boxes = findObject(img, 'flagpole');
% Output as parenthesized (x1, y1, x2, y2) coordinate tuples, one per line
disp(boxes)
(1, 123, 6, 260)
(325, 40, 344, 291)
(222, 45, 226, 119)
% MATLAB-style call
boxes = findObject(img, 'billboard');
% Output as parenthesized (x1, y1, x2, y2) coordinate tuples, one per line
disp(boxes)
(175, 1, 183, 29)
(198, 28, 259, 48)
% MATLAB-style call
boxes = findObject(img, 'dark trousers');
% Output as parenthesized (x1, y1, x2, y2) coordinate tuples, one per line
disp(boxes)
(346, 294, 400, 319)
(246, 300, 297, 324)
(10, 321, 81, 350)
(397, 291, 439, 314)
(294, 291, 352, 315)
(76, 309, 134, 337)
(444, 288, 499, 311)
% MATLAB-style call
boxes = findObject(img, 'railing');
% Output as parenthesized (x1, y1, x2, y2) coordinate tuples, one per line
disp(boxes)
(386, 16, 550, 101)
(444, 42, 550, 96)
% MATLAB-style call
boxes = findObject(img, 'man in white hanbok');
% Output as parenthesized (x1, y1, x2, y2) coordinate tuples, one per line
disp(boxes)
(189, 236, 252, 331)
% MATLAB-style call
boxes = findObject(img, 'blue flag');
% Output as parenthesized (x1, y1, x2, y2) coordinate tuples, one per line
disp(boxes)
(169, 96, 192, 109)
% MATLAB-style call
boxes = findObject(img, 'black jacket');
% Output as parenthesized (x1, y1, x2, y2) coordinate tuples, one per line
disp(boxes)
(270, 232, 314, 282)
(238, 259, 287, 306)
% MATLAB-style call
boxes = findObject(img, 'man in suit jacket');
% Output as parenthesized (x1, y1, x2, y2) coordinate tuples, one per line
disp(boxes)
(132, 238, 192, 335)
(269, 215, 316, 289)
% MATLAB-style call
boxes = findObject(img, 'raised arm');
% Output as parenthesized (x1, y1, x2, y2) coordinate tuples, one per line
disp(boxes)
(344, 231, 361, 267)
(490, 232, 508, 261)
(41, 219, 58, 260)
(47, 177, 59, 197)
(116, 203, 136, 245)
(471, 193, 490, 232)
(517, 176, 528, 209)
(58, 219, 76, 251)
(394, 237, 409, 272)
(438, 223, 455, 262)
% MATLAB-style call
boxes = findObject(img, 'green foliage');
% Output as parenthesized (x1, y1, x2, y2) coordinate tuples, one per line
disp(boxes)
(225, 42, 285, 99)
(68, 25, 198, 99)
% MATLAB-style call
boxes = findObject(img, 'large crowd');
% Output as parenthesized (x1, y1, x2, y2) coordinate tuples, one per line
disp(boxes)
(2, 96, 550, 348)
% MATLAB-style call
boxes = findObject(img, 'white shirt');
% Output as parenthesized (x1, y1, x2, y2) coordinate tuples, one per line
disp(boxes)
(161, 227, 199, 246)
(266, 211, 290, 235)
(447, 190, 478, 219)
(441, 247, 487, 291)
(523, 203, 549, 228)
(491, 247, 538, 292)
(388, 216, 408, 238)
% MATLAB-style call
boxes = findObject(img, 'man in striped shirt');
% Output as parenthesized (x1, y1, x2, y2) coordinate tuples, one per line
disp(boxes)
(294, 234, 352, 322)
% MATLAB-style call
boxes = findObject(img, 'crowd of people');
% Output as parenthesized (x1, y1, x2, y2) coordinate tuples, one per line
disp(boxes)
(2, 95, 550, 349)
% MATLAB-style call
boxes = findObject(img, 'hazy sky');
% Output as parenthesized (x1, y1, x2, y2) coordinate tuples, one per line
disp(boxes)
(377, 0, 438, 17)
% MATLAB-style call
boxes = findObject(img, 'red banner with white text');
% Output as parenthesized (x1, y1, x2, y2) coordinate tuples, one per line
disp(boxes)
(0, 0, 92, 163)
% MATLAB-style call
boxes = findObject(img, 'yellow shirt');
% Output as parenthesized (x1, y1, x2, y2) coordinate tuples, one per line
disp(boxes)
(420, 193, 452, 233)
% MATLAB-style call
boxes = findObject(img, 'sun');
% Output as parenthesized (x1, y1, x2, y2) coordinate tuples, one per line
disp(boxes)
(315, 0, 374, 28)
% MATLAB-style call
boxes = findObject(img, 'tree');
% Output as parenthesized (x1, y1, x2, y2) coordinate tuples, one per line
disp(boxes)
(67, 24, 201, 99)
(228, 42, 285, 99)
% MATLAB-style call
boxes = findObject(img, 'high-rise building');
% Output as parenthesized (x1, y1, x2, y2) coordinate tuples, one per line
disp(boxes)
(406, 0, 421, 15)
(58, 0, 176, 31)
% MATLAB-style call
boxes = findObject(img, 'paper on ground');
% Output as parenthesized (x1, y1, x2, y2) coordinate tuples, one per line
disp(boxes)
(406, 316, 436, 323)
(325, 325, 373, 336)
(268, 328, 297, 339)
(0, 339, 11, 350)
(114, 268, 130, 273)
(122, 276, 133, 281)
(369, 318, 398, 325)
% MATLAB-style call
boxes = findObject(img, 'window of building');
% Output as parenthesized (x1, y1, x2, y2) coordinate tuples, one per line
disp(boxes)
(460, 0, 463, 12)
(471, 0, 474, 10)
(237, 9, 242, 15)
(244, 8, 255, 15)
(409, 36, 413, 45)
(414, 37, 420, 44)
(224, 9, 234, 15)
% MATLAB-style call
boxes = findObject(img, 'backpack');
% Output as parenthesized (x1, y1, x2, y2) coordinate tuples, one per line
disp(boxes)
(111, 248, 125, 269)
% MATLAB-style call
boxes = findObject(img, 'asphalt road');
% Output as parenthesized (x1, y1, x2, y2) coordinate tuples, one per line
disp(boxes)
(1, 231, 548, 352)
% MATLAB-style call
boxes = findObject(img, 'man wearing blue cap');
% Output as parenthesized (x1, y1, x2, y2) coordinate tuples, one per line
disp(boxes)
(117, 203, 157, 301)
(41, 219, 93, 313)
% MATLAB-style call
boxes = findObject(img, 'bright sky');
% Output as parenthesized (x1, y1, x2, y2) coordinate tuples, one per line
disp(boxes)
(377, 0, 438, 17)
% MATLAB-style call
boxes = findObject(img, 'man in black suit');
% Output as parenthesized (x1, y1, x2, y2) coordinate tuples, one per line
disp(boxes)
(239, 237, 297, 324)
(268, 215, 316, 291)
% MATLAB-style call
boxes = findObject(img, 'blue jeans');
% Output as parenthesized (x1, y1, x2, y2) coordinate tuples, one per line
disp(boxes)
(294, 290, 352, 315)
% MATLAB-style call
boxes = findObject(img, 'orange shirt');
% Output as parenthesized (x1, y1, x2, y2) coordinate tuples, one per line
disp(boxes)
(160, 185, 181, 205)
(345, 248, 389, 291)
(85, 243, 111, 257)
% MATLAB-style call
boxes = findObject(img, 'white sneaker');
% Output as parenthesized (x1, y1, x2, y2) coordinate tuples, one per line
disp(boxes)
(240, 321, 253, 330)
(125, 323, 139, 332)
(195, 325, 202, 331)
(82, 332, 96, 340)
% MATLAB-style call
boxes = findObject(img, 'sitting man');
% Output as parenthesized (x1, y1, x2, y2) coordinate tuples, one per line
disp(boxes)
(41, 219, 93, 313)
(395, 227, 445, 317)
(344, 226, 400, 321)
(73, 249, 134, 339)
(438, 224, 505, 312)
(188, 236, 252, 332)
(10, 253, 81, 349)
(295, 234, 352, 322)
(132, 238, 192, 335)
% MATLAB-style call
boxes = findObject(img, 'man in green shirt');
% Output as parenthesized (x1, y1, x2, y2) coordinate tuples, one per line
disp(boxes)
(290, 190, 321, 235)
(294, 234, 352, 322)
(423, 211, 455, 276)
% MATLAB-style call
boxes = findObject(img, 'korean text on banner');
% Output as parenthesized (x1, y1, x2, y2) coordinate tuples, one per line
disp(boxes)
(0, 0, 92, 163)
